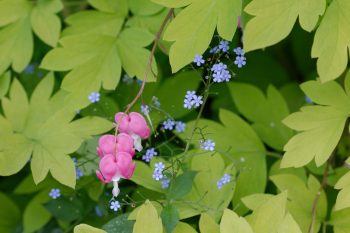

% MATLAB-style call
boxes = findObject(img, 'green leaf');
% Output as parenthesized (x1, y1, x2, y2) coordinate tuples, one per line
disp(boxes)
(229, 83, 293, 150)
(0, 74, 113, 187)
(129, 0, 163, 16)
(278, 213, 302, 233)
(151, 0, 191, 8)
(281, 78, 350, 167)
(270, 174, 327, 233)
(246, 191, 288, 233)
(0, 192, 21, 233)
(30, 0, 62, 47)
(74, 224, 106, 233)
(180, 109, 266, 214)
(329, 208, 350, 233)
(175, 151, 235, 220)
(220, 209, 254, 233)
(133, 200, 163, 233)
(161, 204, 179, 233)
(312, 0, 350, 82)
(199, 213, 219, 233)
(0, 71, 10, 99)
(173, 222, 197, 233)
(102, 214, 134, 233)
(88, 0, 128, 16)
(167, 171, 197, 200)
(243, 0, 325, 52)
(0, 0, 62, 74)
(41, 18, 156, 108)
(334, 171, 350, 210)
(161, 0, 241, 72)
(45, 196, 84, 222)
(23, 190, 51, 233)
(131, 161, 164, 193)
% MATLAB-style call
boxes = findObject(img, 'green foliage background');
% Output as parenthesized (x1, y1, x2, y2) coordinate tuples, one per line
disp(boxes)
(0, 0, 350, 233)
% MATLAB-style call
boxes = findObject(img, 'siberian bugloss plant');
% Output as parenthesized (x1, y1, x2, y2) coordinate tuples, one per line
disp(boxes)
(1, 0, 350, 233)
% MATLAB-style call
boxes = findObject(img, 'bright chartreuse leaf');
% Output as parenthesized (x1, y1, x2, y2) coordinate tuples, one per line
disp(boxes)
(220, 209, 254, 233)
(178, 151, 235, 220)
(199, 213, 219, 233)
(329, 208, 350, 233)
(181, 109, 266, 214)
(281, 78, 350, 167)
(243, 0, 325, 52)
(270, 174, 327, 233)
(74, 224, 107, 233)
(229, 83, 293, 150)
(0, 192, 21, 233)
(131, 160, 164, 193)
(334, 171, 350, 210)
(128, 0, 163, 16)
(158, 0, 241, 72)
(132, 200, 163, 233)
(41, 7, 157, 109)
(245, 191, 288, 233)
(151, 0, 191, 8)
(23, 190, 51, 233)
(0, 0, 62, 74)
(0, 72, 10, 99)
(0, 74, 113, 188)
(88, 0, 128, 16)
(173, 222, 197, 233)
(312, 0, 350, 82)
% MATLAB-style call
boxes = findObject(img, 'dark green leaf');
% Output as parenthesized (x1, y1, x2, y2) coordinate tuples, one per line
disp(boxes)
(167, 171, 197, 200)
(161, 204, 179, 233)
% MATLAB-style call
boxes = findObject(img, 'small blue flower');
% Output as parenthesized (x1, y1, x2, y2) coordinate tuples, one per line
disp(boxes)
(163, 119, 175, 130)
(122, 74, 134, 85)
(193, 54, 205, 66)
(200, 139, 215, 151)
(191, 95, 203, 108)
(142, 148, 158, 162)
(141, 104, 150, 115)
(219, 40, 230, 52)
(185, 91, 196, 100)
(88, 92, 100, 103)
(217, 174, 231, 189)
(234, 56, 246, 68)
(233, 47, 244, 56)
(110, 200, 121, 211)
(175, 121, 186, 133)
(76, 168, 84, 180)
(210, 46, 220, 54)
(24, 64, 35, 74)
(95, 206, 103, 217)
(152, 96, 161, 107)
(184, 98, 193, 109)
(49, 188, 61, 199)
(211, 62, 231, 83)
(161, 179, 170, 189)
(305, 96, 313, 104)
(153, 162, 165, 181)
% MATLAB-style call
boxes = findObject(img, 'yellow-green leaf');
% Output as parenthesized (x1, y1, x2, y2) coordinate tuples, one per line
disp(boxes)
(243, 0, 325, 52)
(220, 209, 254, 233)
(74, 224, 106, 233)
(312, 0, 350, 82)
(133, 200, 163, 233)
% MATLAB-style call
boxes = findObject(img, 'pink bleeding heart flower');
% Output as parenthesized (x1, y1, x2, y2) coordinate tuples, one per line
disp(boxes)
(97, 133, 135, 157)
(115, 112, 150, 139)
(96, 152, 135, 197)
(115, 112, 151, 151)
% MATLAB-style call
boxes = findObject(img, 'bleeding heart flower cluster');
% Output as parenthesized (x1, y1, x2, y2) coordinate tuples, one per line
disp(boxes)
(96, 112, 151, 198)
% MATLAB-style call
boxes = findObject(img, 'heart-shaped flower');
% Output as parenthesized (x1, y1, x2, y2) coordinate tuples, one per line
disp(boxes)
(97, 133, 135, 157)
(115, 112, 150, 139)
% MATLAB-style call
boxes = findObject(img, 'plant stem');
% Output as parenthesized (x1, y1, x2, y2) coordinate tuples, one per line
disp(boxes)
(266, 150, 283, 158)
(183, 88, 210, 158)
(308, 158, 331, 233)
(125, 9, 174, 113)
